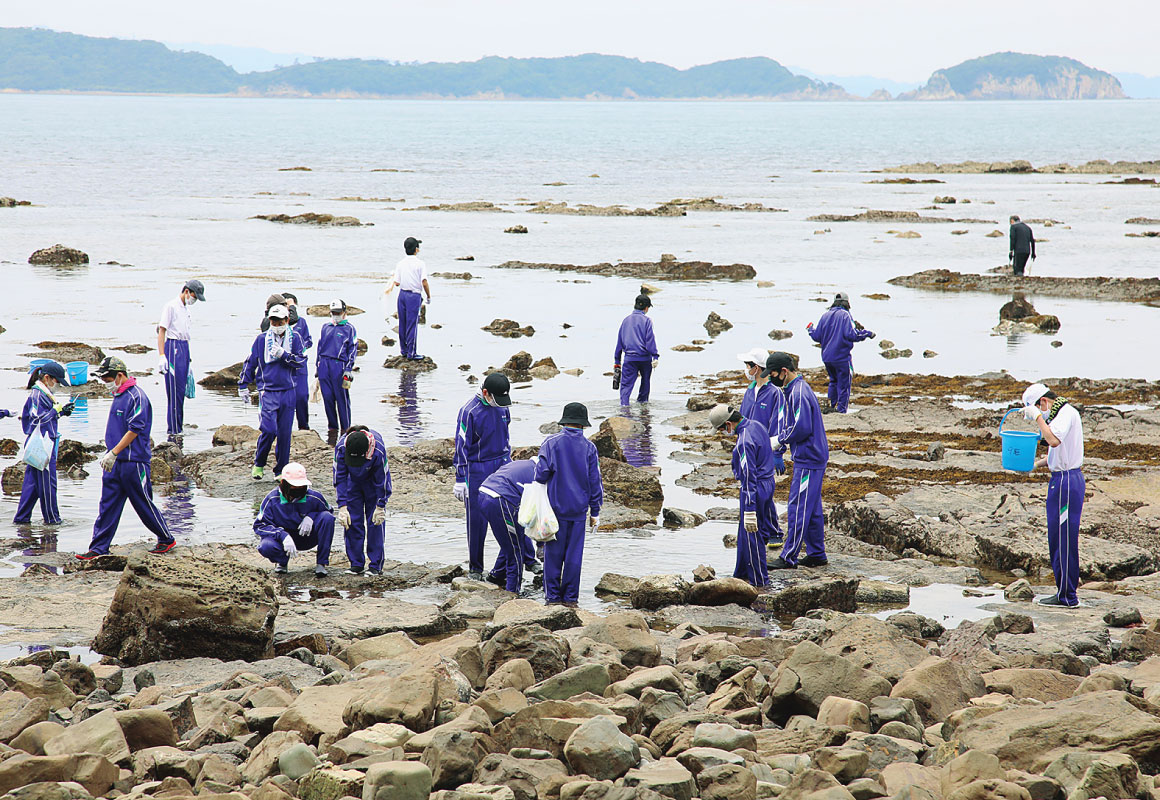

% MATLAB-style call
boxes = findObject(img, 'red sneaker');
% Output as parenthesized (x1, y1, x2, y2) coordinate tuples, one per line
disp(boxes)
(148, 540, 177, 555)
(76, 551, 101, 561)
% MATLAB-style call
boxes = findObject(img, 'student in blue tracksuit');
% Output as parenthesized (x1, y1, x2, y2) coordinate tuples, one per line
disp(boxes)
(253, 462, 334, 577)
(385, 237, 431, 360)
(479, 457, 543, 593)
(807, 292, 875, 414)
(239, 304, 306, 480)
(453, 373, 513, 578)
(14, 362, 73, 525)
(708, 403, 776, 588)
(78, 357, 175, 559)
(534, 403, 603, 606)
(316, 299, 358, 438)
(764, 353, 830, 570)
(281, 292, 313, 431)
(737, 348, 788, 541)
(156, 279, 205, 436)
(334, 425, 392, 576)
(1023, 383, 1085, 608)
(614, 294, 659, 406)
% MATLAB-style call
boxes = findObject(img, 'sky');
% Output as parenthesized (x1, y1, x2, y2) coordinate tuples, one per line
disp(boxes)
(6, 0, 1159, 80)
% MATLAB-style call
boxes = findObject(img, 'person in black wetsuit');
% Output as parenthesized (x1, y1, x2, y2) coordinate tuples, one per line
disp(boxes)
(1009, 215, 1036, 276)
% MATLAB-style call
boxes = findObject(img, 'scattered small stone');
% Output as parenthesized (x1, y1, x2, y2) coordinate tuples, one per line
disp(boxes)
(985, 230, 1004, 238)
(431, 271, 474, 279)
(1103, 607, 1143, 627)
(862, 293, 890, 300)
(278, 165, 311, 171)
(933, 196, 957, 204)
(768, 329, 793, 340)
(951, 229, 968, 235)
(895, 231, 921, 239)
(505, 225, 529, 234)
(455, 255, 475, 261)
(926, 442, 945, 462)
(1051, 340, 1063, 348)
(923, 350, 937, 358)
(1003, 578, 1035, 602)
(704, 312, 733, 336)
(879, 340, 895, 349)
(692, 564, 716, 582)
(880, 348, 912, 359)
(252, 212, 368, 226)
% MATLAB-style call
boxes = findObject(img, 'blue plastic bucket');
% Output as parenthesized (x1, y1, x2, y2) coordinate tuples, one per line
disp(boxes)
(999, 408, 1040, 472)
(28, 358, 53, 374)
(66, 361, 89, 385)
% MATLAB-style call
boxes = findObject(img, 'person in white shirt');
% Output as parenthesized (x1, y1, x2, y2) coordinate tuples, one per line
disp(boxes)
(1023, 382, 1084, 608)
(385, 237, 431, 360)
(156, 279, 205, 436)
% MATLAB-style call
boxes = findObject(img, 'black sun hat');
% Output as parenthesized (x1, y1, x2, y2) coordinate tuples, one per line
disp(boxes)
(558, 402, 591, 427)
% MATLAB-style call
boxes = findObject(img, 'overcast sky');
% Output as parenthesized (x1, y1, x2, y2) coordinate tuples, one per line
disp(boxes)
(8, 0, 1159, 80)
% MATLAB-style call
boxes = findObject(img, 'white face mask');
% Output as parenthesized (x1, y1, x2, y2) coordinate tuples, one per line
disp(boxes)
(270, 324, 288, 335)
(331, 313, 342, 322)
(184, 296, 196, 306)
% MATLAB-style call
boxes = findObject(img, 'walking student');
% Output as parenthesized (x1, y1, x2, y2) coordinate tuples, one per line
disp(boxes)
(708, 404, 775, 588)
(281, 292, 313, 431)
(807, 292, 875, 414)
(316, 299, 358, 439)
(534, 402, 603, 607)
(614, 294, 659, 406)
(156, 279, 205, 436)
(479, 457, 541, 593)
(738, 347, 787, 540)
(239, 304, 306, 480)
(1023, 383, 1084, 607)
(334, 425, 392, 576)
(764, 353, 830, 570)
(1009, 215, 1036, 276)
(79, 357, 175, 559)
(14, 361, 73, 525)
(453, 373, 513, 579)
(386, 236, 431, 360)
(253, 462, 335, 577)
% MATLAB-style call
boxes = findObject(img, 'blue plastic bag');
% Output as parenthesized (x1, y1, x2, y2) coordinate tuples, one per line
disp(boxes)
(22, 426, 51, 471)
(185, 370, 196, 399)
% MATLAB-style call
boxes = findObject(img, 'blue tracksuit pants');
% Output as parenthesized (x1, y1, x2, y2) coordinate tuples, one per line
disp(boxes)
(1047, 468, 1084, 605)
(398, 290, 422, 359)
(480, 493, 527, 592)
(317, 359, 351, 432)
(736, 479, 775, 588)
(489, 534, 538, 584)
(14, 452, 60, 524)
(255, 388, 295, 475)
(465, 458, 507, 574)
(823, 360, 852, 413)
(344, 488, 385, 572)
(779, 466, 826, 565)
(619, 360, 653, 406)
(294, 363, 310, 430)
(545, 517, 586, 604)
(257, 512, 336, 568)
(88, 461, 173, 554)
(164, 339, 191, 435)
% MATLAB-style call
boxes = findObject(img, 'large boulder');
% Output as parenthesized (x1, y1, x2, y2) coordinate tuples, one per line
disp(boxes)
(0, 754, 118, 796)
(630, 575, 691, 610)
(274, 684, 357, 743)
(472, 754, 568, 800)
(601, 458, 664, 512)
(420, 730, 489, 790)
(768, 641, 892, 719)
(42, 710, 129, 765)
(762, 577, 859, 618)
(564, 716, 640, 781)
(364, 761, 432, 800)
(92, 552, 278, 666)
(687, 578, 759, 608)
(29, 244, 89, 266)
(342, 671, 438, 732)
(982, 669, 1082, 703)
(579, 612, 661, 668)
(819, 615, 930, 684)
(892, 657, 986, 726)
(481, 624, 570, 681)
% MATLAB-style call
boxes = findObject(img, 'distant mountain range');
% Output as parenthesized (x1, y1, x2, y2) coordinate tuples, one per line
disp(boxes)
(0, 28, 1147, 101)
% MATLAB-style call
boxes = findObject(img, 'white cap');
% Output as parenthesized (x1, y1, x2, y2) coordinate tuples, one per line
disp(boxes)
(329, 299, 346, 313)
(1022, 382, 1049, 407)
(268, 304, 290, 319)
(736, 348, 769, 367)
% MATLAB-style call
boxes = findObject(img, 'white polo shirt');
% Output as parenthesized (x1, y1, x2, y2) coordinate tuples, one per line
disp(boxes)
(158, 296, 192, 341)
(1046, 404, 1083, 472)
(394, 255, 428, 293)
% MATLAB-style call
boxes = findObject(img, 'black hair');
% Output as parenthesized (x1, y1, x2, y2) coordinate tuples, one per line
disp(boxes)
(405, 241, 419, 255)
(281, 292, 298, 303)
(728, 410, 742, 425)
(1043, 390, 1057, 400)
(26, 368, 42, 390)
(347, 424, 370, 433)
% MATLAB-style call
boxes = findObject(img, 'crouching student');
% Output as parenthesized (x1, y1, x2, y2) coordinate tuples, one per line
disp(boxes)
(334, 425, 392, 576)
(479, 457, 542, 594)
(254, 462, 335, 577)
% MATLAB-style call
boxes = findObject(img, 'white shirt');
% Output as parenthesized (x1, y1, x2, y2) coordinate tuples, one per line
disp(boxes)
(394, 255, 428, 293)
(1046, 404, 1083, 472)
(158, 297, 192, 341)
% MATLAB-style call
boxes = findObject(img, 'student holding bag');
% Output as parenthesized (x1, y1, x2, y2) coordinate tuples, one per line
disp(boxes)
(14, 361, 74, 525)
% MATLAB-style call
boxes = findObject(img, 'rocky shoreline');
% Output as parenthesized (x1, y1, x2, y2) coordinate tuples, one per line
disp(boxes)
(494, 260, 757, 282)
(887, 269, 1160, 306)
(881, 159, 1160, 175)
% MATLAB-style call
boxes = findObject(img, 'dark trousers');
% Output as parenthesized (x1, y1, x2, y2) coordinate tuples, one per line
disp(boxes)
(1047, 468, 1084, 605)
(1013, 252, 1031, 276)
(88, 461, 173, 554)
(779, 466, 826, 565)
(14, 453, 60, 524)
(294, 364, 310, 430)
(398, 290, 422, 358)
(544, 517, 586, 604)
(257, 512, 336, 568)
(255, 389, 294, 475)
(619, 360, 653, 405)
(317, 359, 351, 433)
(163, 339, 190, 435)
(823, 360, 852, 413)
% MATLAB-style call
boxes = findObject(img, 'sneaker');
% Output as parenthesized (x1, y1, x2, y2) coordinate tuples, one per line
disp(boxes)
(314, 565, 328, 578)
(467, 570, 485, 581)
(252, 466, 264, 480)
(345, 567, 364, 576)
(368, 568, 383, 576)
(799, 555, 829, 568)
(485, 572, 507, 587)
(76, 550, 101, 561)
(1038, 594, 1078, 607)
(148, 540, 177, 555)
(274, 564, 288, 574)
(769, 556, 797, 570)
(525, 561, 544, 575)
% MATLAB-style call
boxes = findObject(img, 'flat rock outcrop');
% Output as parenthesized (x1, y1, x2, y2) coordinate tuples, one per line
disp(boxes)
(496, 260, 756, 281)
(888, 269, 1160, 305)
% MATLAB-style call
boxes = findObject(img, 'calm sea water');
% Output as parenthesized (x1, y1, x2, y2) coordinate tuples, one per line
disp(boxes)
(0, 96, 1157, 627)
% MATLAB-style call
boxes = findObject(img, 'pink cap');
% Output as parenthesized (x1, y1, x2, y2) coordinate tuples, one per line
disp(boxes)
(280, 462, 311, 487)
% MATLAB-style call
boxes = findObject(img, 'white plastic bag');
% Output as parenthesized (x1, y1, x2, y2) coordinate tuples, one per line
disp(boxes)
(310, 378, 322, 404)
(21, 425, 52, 471)
(518, 481, 559, 543)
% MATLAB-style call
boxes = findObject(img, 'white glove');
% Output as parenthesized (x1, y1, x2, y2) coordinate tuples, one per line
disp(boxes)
(651, 360, 659, 369)
(454, 483, 467, 502)
(238, 387, 250, 403)
(425, 297, 432, 305)
(743, 511, 758, 533)
(283, 536, 298, 559)
(1023, 405, 1042, 422)
(590, 515, 600, 530)
(372, 506, 386, 526)
(100, 451, 118, 472)
(336, 506, 351, 529)
(270, 344, 286, 359)
(298, 516, 313, 536)
(157, 358, 169, 375)
(771, 437, 782, 450)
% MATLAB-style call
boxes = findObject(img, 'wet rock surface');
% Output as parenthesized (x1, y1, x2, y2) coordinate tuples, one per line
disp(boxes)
(884, 159, 1160, 174)
(495, 260, 757, 281)
(251, 213, 368, 226)
(807, 210, 995, 224)
(889, 269, 1160, 305)
(28, 244, 89, 265)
